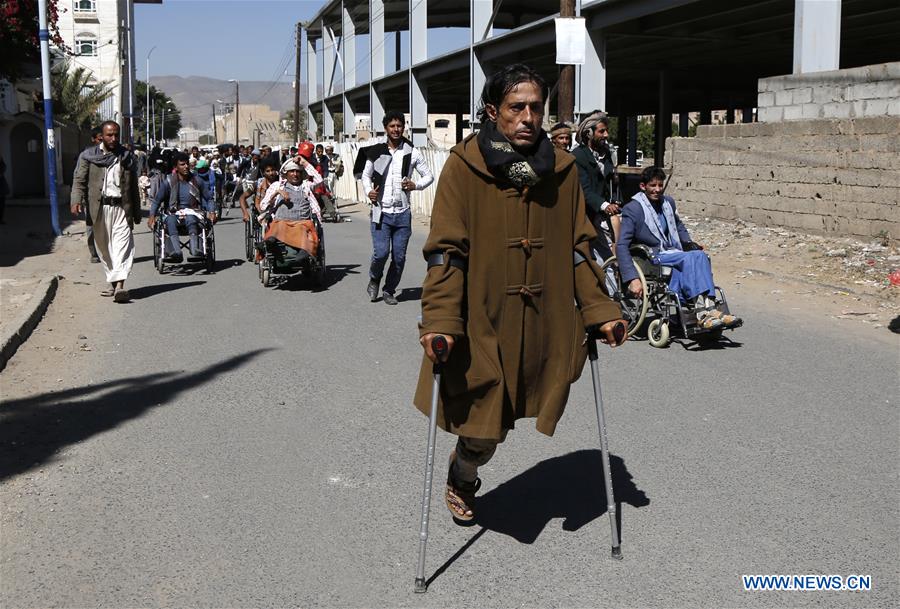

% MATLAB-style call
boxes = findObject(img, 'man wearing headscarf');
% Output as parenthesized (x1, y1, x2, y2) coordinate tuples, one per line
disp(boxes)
(70, 121, 141, 302)
(572, 110, 621, 261)
(549, 121, 574, 151)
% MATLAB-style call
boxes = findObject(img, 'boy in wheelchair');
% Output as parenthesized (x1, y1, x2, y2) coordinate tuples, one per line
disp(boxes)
(257, 157, 324, 267)
(148, 152, 215, 262)
(616, 166, 741, 330)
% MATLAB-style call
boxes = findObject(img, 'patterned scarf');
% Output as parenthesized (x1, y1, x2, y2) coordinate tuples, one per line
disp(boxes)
(476, 120, 555, 188)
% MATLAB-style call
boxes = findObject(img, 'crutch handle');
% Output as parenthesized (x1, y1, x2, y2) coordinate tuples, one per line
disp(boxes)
(431, 335, 449, 362)
(587, 322, 626, 344)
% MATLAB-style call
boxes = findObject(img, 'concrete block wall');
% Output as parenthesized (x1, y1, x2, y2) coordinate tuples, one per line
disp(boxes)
(757, 62, 900, 123)
(664, 116, 900, 240)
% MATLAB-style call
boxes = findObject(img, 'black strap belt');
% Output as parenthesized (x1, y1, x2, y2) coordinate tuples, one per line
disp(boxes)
(101, 196, 123, 205)
(425, 251, 467, 271)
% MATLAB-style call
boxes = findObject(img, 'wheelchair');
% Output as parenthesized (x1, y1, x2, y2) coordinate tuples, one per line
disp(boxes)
(599, 244, 740, 348)
(244, 210, 263, 262)
(257, 215, 326, 288)
(151, 209, 216, 274)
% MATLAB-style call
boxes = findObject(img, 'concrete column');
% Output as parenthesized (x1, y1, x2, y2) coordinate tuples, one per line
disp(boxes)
(323, 20, 336, 98)
(470, 0, 492, 128)
(627, 116, 637, 166)
(409, 0, 428, 147)
(370, 0, 385, 136)
(342, 1, 356, 141)
(342, 3, 356, 90)
(678, 112, 689, 137)
(323, 102, 335, 139)
(654, 71, 671, 166)
(617, 111, 628, 163)
(305, 30, 318, 139)
(793, 0, 841, 74)
(576, 29, 606, 116)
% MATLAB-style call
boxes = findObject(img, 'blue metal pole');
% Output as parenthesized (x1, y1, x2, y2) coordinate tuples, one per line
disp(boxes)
(38, 0, 61, 236)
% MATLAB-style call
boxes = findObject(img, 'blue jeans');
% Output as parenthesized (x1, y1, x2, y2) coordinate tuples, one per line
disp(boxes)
(165, 214, 200, 255)
(370, 209, 411, 295)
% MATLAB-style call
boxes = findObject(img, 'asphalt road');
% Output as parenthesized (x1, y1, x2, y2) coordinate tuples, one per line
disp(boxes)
(2, 203, 897, 608)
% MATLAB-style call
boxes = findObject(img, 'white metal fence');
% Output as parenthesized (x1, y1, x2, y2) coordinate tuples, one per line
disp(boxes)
(329, 140, 451, 220)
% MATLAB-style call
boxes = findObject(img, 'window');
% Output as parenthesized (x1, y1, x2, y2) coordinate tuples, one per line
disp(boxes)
(74, 34, 98, 56)
(434, 119, 450, 129)
(74, 0, 96, 12)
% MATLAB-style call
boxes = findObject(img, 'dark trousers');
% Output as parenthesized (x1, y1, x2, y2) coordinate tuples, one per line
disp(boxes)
(84, 207, 98, 258)
(369, 209, 411, 295)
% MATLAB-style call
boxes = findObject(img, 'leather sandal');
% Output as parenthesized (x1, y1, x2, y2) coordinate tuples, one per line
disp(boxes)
(445, 451, 480, 524)
(707, 309, 742, 328)
(100, 288, 115, 297)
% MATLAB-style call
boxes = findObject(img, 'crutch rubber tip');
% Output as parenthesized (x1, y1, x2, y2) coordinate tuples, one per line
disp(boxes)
(611, 546, 623, 560)
(414, 578, 428, 593)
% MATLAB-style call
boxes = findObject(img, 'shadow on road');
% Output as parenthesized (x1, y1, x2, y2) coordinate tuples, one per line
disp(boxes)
(0, 350, 270, 481)
(276, 263, 361, 292)
(678, 334, 743, 351)
(0, 205, 75, 268)
(397, 287, 422, 302)
(128, 280, 206, 300)
(426, 449, 649, 587)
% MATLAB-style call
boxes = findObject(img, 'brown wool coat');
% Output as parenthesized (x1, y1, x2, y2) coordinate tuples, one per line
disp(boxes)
(413, 134, 622, 440)
(70, 151, 142, 228)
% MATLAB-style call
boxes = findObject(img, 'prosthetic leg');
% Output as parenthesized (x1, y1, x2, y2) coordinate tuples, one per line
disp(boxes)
(414, 336, 449, 593)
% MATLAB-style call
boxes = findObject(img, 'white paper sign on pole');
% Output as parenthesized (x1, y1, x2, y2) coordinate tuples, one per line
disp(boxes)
(555, 17, 586, 65)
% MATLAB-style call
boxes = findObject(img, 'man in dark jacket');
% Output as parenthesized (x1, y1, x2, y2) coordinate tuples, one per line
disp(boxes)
(70, 121, 142, 302)
(572, 111, 620, 261)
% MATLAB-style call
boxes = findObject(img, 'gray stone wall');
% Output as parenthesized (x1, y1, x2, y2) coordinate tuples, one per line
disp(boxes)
(757, 62, 900, 122)
(664, 116, 900, 240)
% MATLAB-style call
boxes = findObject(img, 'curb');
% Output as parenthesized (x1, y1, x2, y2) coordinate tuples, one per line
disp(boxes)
(0, 275, 60, 372)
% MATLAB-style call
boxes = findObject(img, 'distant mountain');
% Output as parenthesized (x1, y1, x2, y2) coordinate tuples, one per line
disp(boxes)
(150, 75, 304, 130)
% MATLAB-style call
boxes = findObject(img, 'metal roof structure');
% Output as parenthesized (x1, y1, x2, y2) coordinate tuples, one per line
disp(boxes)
(301, 0, 900, 159)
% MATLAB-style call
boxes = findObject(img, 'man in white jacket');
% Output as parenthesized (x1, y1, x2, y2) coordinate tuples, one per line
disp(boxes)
(361, 111, 434, 305)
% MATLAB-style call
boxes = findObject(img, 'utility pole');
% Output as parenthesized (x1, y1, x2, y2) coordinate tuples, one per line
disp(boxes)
(37, 0, 60, 235)
(229, 79, 240, 144)
(293, 21, 302, 144)
(146, 46, 156, 146)
(211, 103, 217, 144)
(124, 0, 136, 144)
(557, 0, 575, 123)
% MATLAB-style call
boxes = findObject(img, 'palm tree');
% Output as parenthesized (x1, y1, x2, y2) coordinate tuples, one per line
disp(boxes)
(51, 60, 113, 128)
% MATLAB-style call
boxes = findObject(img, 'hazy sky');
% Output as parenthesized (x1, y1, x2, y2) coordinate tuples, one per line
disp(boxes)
(134, 0, 468, 86)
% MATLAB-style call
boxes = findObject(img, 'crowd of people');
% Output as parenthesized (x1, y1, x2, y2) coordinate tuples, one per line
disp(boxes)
(68, 62, 740, 526)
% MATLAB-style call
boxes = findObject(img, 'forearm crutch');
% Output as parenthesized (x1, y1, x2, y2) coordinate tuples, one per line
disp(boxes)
(587, 323, 625, 560)
(414, 335, 449, 593)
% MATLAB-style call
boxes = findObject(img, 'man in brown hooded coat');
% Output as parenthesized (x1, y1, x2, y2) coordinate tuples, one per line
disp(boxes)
(414, 64, 626, 522)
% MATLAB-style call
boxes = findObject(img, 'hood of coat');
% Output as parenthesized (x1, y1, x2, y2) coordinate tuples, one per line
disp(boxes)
(450, 132, 575, 182)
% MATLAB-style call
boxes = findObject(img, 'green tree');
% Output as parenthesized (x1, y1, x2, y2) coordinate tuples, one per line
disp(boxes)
(282, 108, 308, 140)
(637, 117, 655, 156)
(134, 80, 182, 144)
(50, 60, 113, 128)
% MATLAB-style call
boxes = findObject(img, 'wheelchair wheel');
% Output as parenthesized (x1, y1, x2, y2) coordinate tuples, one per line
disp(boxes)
(205, 237, 216, 273)
(312, 250, 326, 288)
(598, 256, 649, 338)
(152, 228, 161, 267)
(647, 318, 671, 348)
